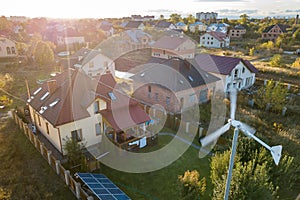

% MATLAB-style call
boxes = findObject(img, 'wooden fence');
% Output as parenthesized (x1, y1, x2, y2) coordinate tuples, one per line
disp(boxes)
(12, 110, 93, 200)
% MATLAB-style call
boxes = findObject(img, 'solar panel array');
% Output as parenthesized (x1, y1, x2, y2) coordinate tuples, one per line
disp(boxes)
(77, 173, 131, 200)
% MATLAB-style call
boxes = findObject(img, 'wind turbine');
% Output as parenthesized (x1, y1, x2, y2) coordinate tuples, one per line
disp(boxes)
(199, 89, 282, 200)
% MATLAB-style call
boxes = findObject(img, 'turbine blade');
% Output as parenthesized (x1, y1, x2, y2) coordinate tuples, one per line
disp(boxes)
(200, 123, 231, 147)
(270, 145, 282, 165)
(230, 89, 237, 120)
(239, 122, 256, 135)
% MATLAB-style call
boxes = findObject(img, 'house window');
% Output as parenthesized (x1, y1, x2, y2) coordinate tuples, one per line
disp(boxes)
(148, 86, 151, 98)
(202, 37, 205, 39)
(199, 89, 208, 103)
(6, 47, 11, 54)
(234, 69, 239, 78)
(94, 101, 99, 113)
(207, 41, 209, 45)
(166, 96, 170, 105)
(245, 77, 252, 86)
(95, 123, 102, 136)
(211, 42, 213, 45)
(71, 129, 83, 142)
(37, 114, 41, 126)
(180, 97, 184, 108)
(46, 122, 49, 134)
(227, 83, 231, 91)
(242, 67, 245, 73)
(155, 93, 159, 101)
(238, 82, 241, 89)
(163, 50, 166, 55)
(11, 47, 16, 54)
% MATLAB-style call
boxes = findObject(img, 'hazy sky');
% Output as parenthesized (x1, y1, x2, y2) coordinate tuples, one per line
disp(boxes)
(1, 0, 300, 19)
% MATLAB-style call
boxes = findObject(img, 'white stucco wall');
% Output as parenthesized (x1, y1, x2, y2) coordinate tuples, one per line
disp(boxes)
(82, 54, 115, 77)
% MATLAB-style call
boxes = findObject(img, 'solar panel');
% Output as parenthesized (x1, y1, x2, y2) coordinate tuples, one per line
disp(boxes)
(76, 173, 131, 200)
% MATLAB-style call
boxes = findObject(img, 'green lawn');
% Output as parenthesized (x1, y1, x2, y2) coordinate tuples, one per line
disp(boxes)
(0, 119, 76, 200)
(97, 135, 212, 200)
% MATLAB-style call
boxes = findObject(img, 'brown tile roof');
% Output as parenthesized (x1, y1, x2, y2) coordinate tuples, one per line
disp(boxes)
(28, 69, 149, 129)
(151, 34, 190, 50)
(194, 54, 258, 75)
(205, 31, 227, 42)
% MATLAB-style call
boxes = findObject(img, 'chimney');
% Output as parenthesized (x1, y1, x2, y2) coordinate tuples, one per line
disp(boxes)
(47, 80, 57, 94)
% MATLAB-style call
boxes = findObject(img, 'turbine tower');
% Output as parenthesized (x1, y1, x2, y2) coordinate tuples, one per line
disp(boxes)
(199, 89, 282, 200)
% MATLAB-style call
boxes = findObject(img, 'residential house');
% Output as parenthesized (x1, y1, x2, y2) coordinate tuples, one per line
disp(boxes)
(151, 33, 196, 59)
(57, 35, 85, 47)
(131, 15, 155, 21)
(27, 69, 151, 155)
(229, 25, 246, 39)
(196, 12, 218, 22)
(199, 31, 230, 48)
(119, 29, 153, 51)
(175, 22, 188, 31)
(97, 21, 114, 37)
(206, 23, 229, 34)
(194, 54, 258, 92)
(124, 21, 145, 30)
(72, 48, 115, 77)
(0, 37, 18, 58)
(131, 57, 220, 114)
(189, 22, 207, 33)
(262, 24, 290, 41)
(155, 21, 177, 30)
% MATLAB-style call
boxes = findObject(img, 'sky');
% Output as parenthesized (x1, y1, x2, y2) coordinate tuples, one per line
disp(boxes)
(1, 0, 300, 19)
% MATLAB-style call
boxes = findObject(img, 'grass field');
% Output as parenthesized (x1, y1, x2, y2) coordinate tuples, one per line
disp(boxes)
(97, 135, 213, 200)
(0, 119, 75, 200)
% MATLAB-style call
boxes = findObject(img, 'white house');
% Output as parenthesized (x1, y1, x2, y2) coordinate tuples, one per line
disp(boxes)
(0, 37, 18, 58)
(27, 69, 151, 155)
(206, 23, 229, 33)
(194, 54, 258, 92)
(175, 22, 188, 31)
(73, 48, 115, 77)
(200, 31, 230, 48)
(155, 21, 177, 30)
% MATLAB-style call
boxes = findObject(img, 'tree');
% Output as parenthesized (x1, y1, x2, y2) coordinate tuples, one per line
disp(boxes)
(249, 47, 255, 56)
(255, 80, 287, 112)
(178, 170, 206, 199)
(239, 14, 249, 26)
(169, 13, 182, 24)
(184, 14, 195, 25)
(210, 139, 277, 200)
(63, 137, 86, 167)
(270, 54, 283, 67)
(33, 41, 54, 68)
(159, 14, 164, 20)
(292, 57, 300, 68)
(260, 41, 274, 50)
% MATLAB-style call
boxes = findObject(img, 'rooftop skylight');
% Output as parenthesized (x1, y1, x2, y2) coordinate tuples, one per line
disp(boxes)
(188, 76, 194, 82)
(108, 92, 117, 101)
(40, 92, 49, 101)
(39, 106, 48, 114)
(33, 87, 42, 95)
(49, 98, 60, 107)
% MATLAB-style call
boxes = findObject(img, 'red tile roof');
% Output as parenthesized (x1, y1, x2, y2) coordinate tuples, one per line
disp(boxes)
(205, 31, 227, 42)
(194, 54, 258, 75)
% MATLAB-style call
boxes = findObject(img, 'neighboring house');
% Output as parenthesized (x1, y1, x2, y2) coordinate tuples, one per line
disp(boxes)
(261, 24, 290, 41)
(206, 23, 229, 34)
(131, 15, 155, 21)
(200, 31, 230, 48)
(196, 12, 218, 22)
(194, 54, 258, 92)
(0, 37, 18, 58)
(155, 21, 177, 30)
(229, 25, 246, 39)
(119, 29, 153, 51)
(124, 21, 145, 30)
(189, 22, 207, 33)
(97, 21, 114, 37)
(151, 34, 196, 59)
(175, 22, 188, 31)
(57, 35, 85, 47)
(73, 48, 115, 77)
(131, 57, 220, 114)
(27, 69, 151, 155)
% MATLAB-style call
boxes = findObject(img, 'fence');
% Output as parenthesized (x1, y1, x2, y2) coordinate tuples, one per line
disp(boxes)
(12, 110, 93, 200)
